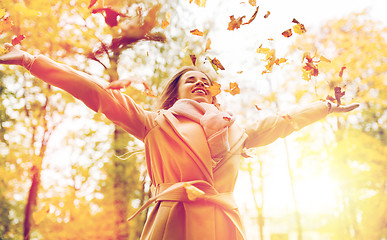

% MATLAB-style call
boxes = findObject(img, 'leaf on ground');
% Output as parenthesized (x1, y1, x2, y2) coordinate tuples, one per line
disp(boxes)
(224, 82, 240, 95)
(206, 81, 221, 96)
(190, 29, 204, 36)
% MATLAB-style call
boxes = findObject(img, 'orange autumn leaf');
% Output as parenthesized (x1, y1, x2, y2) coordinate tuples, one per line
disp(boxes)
(242, 6, 259, 25)
(12, 34, 25, 46)
(227, 15, 245, 30)
(211, 57, 225, 70)
(264, 11, 270, 18)
(249, 0, 256, 6)
(301, 52, 320, 80)
(190, 54, 197, 66)
(161, 12, 170, 29)
(275, 57, 287, 65)
(339, 65, 346, 78)
(205, 38, 211, 52)
(206, 81, 221, 96)
(225, 82, 240, 95)
(189, 0, 206, 7)
(190, 29, 204, 36)
(282, 29, 292, 38)
(255, 105, 262, 111)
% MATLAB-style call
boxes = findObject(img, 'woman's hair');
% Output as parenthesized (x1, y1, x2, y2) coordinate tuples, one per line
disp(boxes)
(157, 66, 218, 110)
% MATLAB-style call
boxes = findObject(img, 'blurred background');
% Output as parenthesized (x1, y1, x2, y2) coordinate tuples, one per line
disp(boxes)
(0, 0, 386, 239)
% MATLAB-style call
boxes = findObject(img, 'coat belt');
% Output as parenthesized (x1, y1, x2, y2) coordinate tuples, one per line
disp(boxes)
(127, 180, 246, 239)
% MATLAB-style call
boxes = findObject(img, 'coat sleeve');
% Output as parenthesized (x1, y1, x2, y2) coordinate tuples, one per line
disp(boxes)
(29, 55, 155, 141)
(244, 101, 329, 149)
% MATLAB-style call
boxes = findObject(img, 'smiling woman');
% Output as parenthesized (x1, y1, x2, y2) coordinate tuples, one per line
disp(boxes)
(0, 43, 358, 240)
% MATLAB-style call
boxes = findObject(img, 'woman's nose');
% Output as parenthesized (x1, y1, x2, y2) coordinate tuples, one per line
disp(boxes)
(195, 81, 205, 86)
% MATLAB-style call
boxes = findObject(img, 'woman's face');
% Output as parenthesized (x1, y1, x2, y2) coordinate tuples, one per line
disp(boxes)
(177, 71, 213, 104)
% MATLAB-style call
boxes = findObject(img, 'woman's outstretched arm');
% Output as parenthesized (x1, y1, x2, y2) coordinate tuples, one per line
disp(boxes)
(0, 44, 155, 140)
(244, 101, 359, 148)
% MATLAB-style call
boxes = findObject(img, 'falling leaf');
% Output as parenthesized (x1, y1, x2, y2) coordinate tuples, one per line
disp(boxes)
(206, 81, 221, 96)
(190, 54, 197, 66)
(249, 0, 256, 6)
(319, 56, 331, 63)
(282, 29, 292, 38)
(205, 38, 211, 52)
(282, 114, 299, 130)
(242, 6, 259, 25)
(293, 23, 306, 34)
(92, 7, 127, 27)
(211, 57, 225, 70)
(268, 38, 274, 41)
(11, 34, 25, 46)
(88, 0, 98, 9)
(227, 15, 245, 30)
(264, 11, 270, 18)
(292, 18, 300, 24)
(275, 58, 287, 65)
(225, 82, 240, 95)
(301, 52, 320, 80)
(334, 86, 345, 106)
(161, 12, 170, 29)
(188, 0, 206, 7)
(255, 105, 262, 111)
(339, 65, 346, 78)
(190, 29, 203, 36)
(184, 183, 205, 201)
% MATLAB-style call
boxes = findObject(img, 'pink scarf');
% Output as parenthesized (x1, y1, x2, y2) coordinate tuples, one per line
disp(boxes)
(169, 99, 235, 166)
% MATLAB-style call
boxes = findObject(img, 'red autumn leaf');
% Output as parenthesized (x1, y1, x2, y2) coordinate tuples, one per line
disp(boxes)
(190, 54, 197, 66)
(242, 6, 259, 25)
(282, 29, 292, 38)
(11, 34, 25, 46)
(227, 15, 245, 30)
(339, 65, 346, 78)
(264, 11, 270, 18)
(292, 18, 300, 24)
(88, 0, 98, 9)
(334, 86, 345, 106)
(92, 7, 127, 27)
(190, 29, 204, 36)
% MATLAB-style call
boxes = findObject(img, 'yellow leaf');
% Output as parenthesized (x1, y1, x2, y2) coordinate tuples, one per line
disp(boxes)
(205, 38, 211, 52)
(0, 9, 6, 19)
(224, 82, 240, 95)
(184, 183, 205, 201)
(319, 55, 331, 63)
(249, 0, 256, 6)
(293, 23, 306, 34)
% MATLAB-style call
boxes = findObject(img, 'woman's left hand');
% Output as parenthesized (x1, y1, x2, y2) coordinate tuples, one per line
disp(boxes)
(327, 101, 360, 113)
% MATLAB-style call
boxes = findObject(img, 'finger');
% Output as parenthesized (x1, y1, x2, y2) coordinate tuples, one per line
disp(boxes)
(336, 103, 360, 112)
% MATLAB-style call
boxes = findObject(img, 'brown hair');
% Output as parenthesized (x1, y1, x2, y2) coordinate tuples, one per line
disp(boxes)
(157, 66, 218, 110)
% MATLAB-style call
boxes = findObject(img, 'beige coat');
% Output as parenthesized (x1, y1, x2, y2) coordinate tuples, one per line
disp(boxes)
(30, 55, 329, 240)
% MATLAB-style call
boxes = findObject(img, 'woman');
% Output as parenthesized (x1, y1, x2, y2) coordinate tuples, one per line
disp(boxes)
(0, 44, 358, 240)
